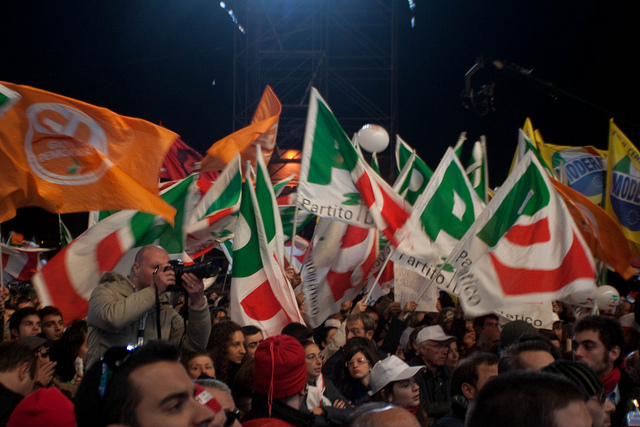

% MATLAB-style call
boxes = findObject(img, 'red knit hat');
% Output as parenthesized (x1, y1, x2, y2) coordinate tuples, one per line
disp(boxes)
(253, 334, 307, 405)
(7, 387, 76, 427)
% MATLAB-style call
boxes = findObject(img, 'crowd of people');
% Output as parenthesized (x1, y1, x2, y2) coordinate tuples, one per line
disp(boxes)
(1, 243, 640, 427)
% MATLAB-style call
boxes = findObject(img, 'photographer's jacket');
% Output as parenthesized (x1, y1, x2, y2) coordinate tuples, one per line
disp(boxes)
(85, 271, 211, 368)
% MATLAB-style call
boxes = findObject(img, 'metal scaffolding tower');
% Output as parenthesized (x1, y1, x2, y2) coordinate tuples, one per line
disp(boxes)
(232, 0, 398, 175)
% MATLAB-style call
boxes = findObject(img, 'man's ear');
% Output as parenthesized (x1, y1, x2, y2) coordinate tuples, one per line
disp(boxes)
(132, 262, 140, 277)
(609, 345, 621, 364)
(366, 330, 375, 340)
(18, 362, 32, 381)
(10, 328, 19, 339)
(461, 382, 476, 400)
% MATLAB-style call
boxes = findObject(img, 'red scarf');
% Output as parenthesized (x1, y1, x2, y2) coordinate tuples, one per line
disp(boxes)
(601, 367, 621, 395)
(406, 406, 419, 416)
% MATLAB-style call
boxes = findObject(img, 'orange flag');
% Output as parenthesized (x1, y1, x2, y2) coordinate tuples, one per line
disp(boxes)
(0, 82, 177, 225)
(552, 178, 637, 279)
(200, 85, 280, 172)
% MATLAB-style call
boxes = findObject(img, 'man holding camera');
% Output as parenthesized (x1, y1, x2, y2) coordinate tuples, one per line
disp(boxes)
(85, 245, 211, 368)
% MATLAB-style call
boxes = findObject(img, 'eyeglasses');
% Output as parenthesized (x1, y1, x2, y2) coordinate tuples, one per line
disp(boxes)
(98, 344, 137, 398)
(306, 353, 325, 362)
(345, 357, 369, 368)
(223, 408, 240, 426)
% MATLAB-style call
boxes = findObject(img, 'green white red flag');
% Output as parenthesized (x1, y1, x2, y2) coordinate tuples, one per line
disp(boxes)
(185, 155, 243, 258)
(395, 136, 433, 205)
(392, 147, 485, 284)
(446, 151, 596, 319)
(1, 244, 51, 285)
(301, 218, 379, 328)
(229, 160, 304, 336)
(31, 175, 199, 324)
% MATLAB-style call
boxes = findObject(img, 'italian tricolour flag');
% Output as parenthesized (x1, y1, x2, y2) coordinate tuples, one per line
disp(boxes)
(446, 151, 596, 320)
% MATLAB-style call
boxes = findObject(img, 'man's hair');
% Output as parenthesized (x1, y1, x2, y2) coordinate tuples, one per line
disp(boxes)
(281, 322, 314, 344)
(450, 351, 498, 397)
(498, 334, 561, 373)
(466, 370, 586, 427)
(37, 305, 62, 320)
(8, 307, 39, 332)
(346, 312, 376, 334)
(473, 314, 498, 330)
(0, 341, 37, 378)
(573, 314, 625, 366)
(74, 340, 181, 427)
(194, 378, 232, 394)
(241, 325, 262, 337)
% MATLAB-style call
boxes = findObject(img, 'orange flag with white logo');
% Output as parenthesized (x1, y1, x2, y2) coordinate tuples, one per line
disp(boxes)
(200, 85, 280, 172)
(0, 82, 177, 225)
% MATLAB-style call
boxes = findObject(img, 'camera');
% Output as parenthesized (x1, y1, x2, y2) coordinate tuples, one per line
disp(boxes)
(164, 259, 219, 293)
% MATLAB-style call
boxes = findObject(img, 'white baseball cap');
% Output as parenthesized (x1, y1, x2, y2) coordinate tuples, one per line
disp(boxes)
(369, 355, 425, 395)
(415, 325, 455, 346)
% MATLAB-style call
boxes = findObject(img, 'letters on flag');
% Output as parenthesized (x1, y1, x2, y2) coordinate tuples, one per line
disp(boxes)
(605, 120, 640, 246)
(393, 147, 485, 283)
(200, 86, 280, 172)
(301, 218, 378, 328)
(0, 81, 178, 224)
(446, 152, 596, 319)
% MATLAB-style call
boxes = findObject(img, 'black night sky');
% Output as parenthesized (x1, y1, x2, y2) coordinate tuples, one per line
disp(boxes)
(1, 0, 639, 246)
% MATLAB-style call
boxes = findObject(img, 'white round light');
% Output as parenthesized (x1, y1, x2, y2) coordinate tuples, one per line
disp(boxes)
(356, 124, 390, 153)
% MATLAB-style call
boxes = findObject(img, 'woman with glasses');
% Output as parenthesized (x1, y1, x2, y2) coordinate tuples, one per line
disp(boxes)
(300, 341, 353, 425)
(341, 340, 379, 405)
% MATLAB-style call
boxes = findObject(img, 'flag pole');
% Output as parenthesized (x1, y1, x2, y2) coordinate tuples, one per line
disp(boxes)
(362, 246, 395, 305)
(287, 205, 300, 266)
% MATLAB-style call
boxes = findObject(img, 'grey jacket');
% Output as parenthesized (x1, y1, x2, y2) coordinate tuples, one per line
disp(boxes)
(86, 271, 211, 368)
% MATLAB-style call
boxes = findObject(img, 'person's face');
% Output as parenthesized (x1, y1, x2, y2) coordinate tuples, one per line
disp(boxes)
(586, 393, 615, 427)
(205, 387, 242, 427)
(305, 344, 323, 382)
(322, 328, 337, 348)
(346, 351, 371, 381)
(368, 312, 380, 331)
(187, 355, 216, 380)
(474, 362, 498, 392)
(518, 350, 556, 371)
(134, 247, 170, 290)
(41, 314, 64, 341)
(346, 319, 371, 340)
(129, 361, 215, 427)
(17, 314, 41, 337)
(446, 342, 459, 367)
(553, 400, 592, 427)
(389, 376, 420, 408)
(243, 332, 264, 359)
(227, 331, 246, 365)
(419, 340, 449, 370)
(573, 329, 618, 377)
(483, 317, 498, 330)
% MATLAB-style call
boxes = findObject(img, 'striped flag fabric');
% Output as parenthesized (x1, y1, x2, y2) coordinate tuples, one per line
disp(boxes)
(301, 218, 379, 328)
(31, 175, 199, 324)
(466, 136, 490, 203)
(1, 244, 51, 284)
(229, 157, 304, 336)
(0, 83, 21, 117)
(59, 218, 74, 248)
(395, 136, 433, 205)
(446, 151, 596, 321)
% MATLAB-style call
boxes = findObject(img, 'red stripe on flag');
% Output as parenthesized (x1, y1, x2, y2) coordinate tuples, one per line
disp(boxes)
(327, 269, 354, 302)
(206, 207, 234, 226)
(504, 217, 551, 246)
(240, 279, 283, 321)
(490, 231, 594, 296)
(342, 225, 370, 248)
(96, 232, 126, 272)
(39, 247, 88, 325)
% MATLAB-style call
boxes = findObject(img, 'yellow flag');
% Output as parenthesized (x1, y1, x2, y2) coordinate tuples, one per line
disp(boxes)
(605, 119, 640, 245)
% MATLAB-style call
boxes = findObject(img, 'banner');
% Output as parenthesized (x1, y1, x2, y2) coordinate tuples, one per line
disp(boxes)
(0, 81, 177, 224)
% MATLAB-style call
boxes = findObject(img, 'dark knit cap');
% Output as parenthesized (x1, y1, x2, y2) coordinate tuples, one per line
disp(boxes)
(542, 359, 604, 399)
(500, 320, 536, 348)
